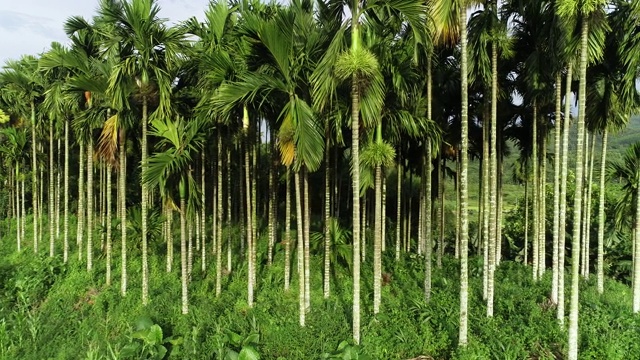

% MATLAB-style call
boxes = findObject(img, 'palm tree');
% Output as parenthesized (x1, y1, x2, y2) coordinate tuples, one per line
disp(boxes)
(432, 0, 476, 346)
(591, 0, 640, 294)
(146, 115, 205, 314)
(100, 0, 184, 305)
(212, 1, 325, 321)
(1, 56, 43, 254)
(608, 142, 640, 312)
(313, 0, 426, 342)
(557, 0, 608, 358)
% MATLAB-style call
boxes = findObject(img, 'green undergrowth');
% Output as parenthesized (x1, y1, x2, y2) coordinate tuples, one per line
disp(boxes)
(1, 228, 639, 359)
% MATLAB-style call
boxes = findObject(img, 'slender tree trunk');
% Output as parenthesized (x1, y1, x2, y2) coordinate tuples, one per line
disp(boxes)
(141, 96, 149, 306)
(31, 101, 38, 254)
(418, 169, 424, 256)
(425, 149, 433, 302)
(532, 101, 539, 280)
(243, 107, 254, 308)
(216, 135, 223, 297)
(597, 130, 608, 294)
(487, 34, 498, 317)
(120, 130, 127, 297)
(268, 130, 276, 266)
(167, 206, 173, 273)
(106, 164, 112, 286)
(49, 116, 54, 257)
(63, 118, 69, 263)
(77, 142, 85, 261)
(374, 163, 382, 314)
(438, 157, 445, 268)
(87, 138, 94, 271)
(227, 146, 232, 273)
(552, 73, 562, 304)
(539, 131, 547, 277)
(362, 195, 367, 262)
(482, 110, 490, 300)
(180, 185, 188, 314)
(568, 21, 589, 360)
(22, 177, 26, 250)
(303, 168, 311, 311)
(396, 162, 402, 261)
(382, 171, 387, 252)
(580, 132, 589, 276)
(524, 177, 529, 265)
(295, 170, 305, 326)
(16, 165, 21, 252)
(633, 175, 640, 312)
(350, 24, 363, 341)
(202, 151, 207, 272)
(459, 6, 470, 347)
(558, 66, 572, 325)
(324, 133, 332, 298)
(583, 135, 596, 278)
(188, 206, 193, 277)
(285, 167, 292, 291)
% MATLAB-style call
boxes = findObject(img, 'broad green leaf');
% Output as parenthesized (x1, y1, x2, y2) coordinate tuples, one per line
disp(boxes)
(238, 346, 260, 360)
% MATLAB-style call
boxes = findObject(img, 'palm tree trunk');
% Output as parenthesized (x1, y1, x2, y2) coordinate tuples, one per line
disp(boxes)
(324, 134, 332, 298)
(120, 129, 127, 297)
(396, 161, 402, 261)
(363, 195, 368, 262)
(49, 117, 54, 257)
(425, 149, 433, 302)
(16, 165, 21, 252)
(350, 20, 363, 340)
(31, 101, 38, 254)
(524, 175, 529, 265)
(227, 145, 232, 272)
(141, 96, 149, 306)
(180, 183, 189, 314)
(382, 171, 387, 253)
(295, 170, 305, 326)
(188, 209, 193, 277)
(597, 129, 608, 294)
(482, 110, 490, 300)
(268, 130, 276, 266)
(63, 118, 69, 263)
(438, 157, 445, 268)
(418, 171, 424, 256)
(568, 20, 589, 360)
(583, 135, 596, 278)
(87, 138, 94, 271)
(539, 131, 547, 276)
(633, 175, 640, 312)
(552, 73, 562, 304)
(216, 135, 223, 297)
(77, 142, 85, 261)
(167, 206, 173, 273)
(532, 101, 539, 280)
(458, 5, 470, 346)
(303, 167, 311, 311)
(580, 132, 589, 276)
(374, 163, 382, 314)
(22, 176, 26, 250)
(106, 164, 112, 286)
(244, 106, 254, 308)
(558, 65, 572, 325)
(202, 152, 207, 272)
(487, 34, 498, 317)
(285, 167, 292, 291)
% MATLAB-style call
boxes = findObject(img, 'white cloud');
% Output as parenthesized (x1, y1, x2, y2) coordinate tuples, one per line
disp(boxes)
(0, 0, 211, 64)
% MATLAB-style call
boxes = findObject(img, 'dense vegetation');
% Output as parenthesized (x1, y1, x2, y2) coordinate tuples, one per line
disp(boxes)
(1, 0, 640, 359)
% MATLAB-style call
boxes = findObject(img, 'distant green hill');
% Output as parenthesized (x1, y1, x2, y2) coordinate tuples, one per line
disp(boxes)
(608, 115, 640, 156)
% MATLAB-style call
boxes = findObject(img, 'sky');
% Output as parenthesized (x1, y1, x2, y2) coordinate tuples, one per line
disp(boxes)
(0, 0, 212, 65)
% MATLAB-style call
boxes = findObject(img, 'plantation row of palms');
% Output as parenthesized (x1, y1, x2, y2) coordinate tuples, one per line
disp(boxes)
(0, 0, 639, 358)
